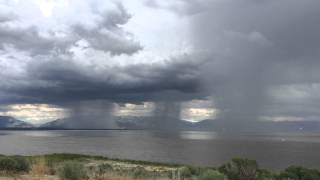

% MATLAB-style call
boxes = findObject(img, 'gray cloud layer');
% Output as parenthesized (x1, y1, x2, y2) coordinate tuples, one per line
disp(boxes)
(72, 3, 142, 55)
(0, 1, 203, 106)
(1, 0, 320, 129)
(191, 0, 320, 128)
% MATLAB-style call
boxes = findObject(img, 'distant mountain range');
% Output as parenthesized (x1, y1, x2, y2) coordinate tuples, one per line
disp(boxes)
(40, 118, 72, 129)
(38, 116, 194, 130)
(116, 116, 320, 132)
(0, 116, 34, 129)
(1, 115, 320, 132)
(40, 116, 320, 132)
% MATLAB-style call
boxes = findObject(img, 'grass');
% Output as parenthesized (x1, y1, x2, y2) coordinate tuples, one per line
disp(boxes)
(0, 154, 319, 180)
(0, 153, 177, 179)
(30, 157, 50, 175)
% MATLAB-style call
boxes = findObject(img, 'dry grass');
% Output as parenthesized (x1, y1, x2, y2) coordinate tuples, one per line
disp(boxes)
(29, 157, 50, 176)
(20, 174, 59, 180)
(88, 173, 170, 180)
(89, 174, 132, 180)
(0, 154, 177, 180)
(19, 174, 169, 180)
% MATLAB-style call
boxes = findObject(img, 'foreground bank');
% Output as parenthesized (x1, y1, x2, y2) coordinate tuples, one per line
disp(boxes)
(0, 154, 319, 180)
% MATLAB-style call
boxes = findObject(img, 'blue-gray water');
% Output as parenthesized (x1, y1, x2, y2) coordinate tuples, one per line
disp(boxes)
(0, 130, 320, 169)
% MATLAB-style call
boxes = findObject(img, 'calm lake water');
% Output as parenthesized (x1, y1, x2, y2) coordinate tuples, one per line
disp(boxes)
(0, 130, 320, 169)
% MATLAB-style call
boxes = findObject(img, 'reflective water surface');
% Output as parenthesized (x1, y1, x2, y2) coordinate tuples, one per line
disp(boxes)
(0, 130, 320, 169)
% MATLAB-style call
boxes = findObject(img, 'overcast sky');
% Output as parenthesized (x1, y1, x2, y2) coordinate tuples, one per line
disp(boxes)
(0, 0, 320, 127)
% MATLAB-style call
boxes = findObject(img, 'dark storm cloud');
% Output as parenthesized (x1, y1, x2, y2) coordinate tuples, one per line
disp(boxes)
(63, 100, 116, 128)
(1, 0, 320, 129)
(152, 101, 181, 129)
(191, 0, 320, 128)
(0, 53, 205, 105)
(0, 1, 164, 105)
(0, 25, 72, 55)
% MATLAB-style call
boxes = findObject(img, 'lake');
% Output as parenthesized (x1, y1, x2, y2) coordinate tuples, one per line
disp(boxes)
(0, 130, 319, 170)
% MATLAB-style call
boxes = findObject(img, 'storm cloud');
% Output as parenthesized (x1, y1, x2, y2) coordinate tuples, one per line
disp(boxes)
(1, 0, 320, 130)
(191, 0, 320, 129)
(0, 1, 203, 105)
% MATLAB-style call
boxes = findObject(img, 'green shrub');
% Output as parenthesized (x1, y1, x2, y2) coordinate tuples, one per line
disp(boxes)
(0, 156, 30, 172)
(98, 163, 113, 174)
(58, 161, 87, 180)
(279, 166, 320, 180)
(180, 166, 193, 178)
(0, 157, 17, 171)
(190, 166, 202, 175)
(132, 166, 149, 178)
(11, 156, 30, 172)
(219, 158, 259, 180)
(41, 154, 92, 165)
(179, 166, 203, 178)
(200, 169, 227, 180)
(257, 169, 277, 180)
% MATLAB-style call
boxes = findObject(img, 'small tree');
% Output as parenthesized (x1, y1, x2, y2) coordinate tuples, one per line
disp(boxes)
(219, 158, 259, 180)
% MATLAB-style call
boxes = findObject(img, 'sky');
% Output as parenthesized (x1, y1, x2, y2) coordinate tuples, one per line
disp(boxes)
(0, 0, 320, 129)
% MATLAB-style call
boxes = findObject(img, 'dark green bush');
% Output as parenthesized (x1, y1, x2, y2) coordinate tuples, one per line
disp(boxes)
(180, 166, 193, 178)
(58, 161, 87, 180)
(179, 165, 203, 178)
(0, 156, 30, 172)
(257, 169, 277, 180)
(219, 158, 259, 180)
(42, 154, 92, 165)
(98, 163, 113, 174)
(278, 166, 320, 180)
(11, 156, 30, 172)
(200, 169, 227, 180)
(132, 166, 149, 178)
(0, 157, 17, 171)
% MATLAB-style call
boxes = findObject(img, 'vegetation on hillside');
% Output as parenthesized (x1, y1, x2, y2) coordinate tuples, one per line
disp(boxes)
(0, 154, 319, 179)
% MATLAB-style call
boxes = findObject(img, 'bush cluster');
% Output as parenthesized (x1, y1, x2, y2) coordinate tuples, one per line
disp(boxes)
(219, 158, 259, 180)
(279, 166, 320, 180)
(58, 161, 87, 180)
(179, 166, 228, 180)
(0, 156, 30, 172)
(177, 158, 320, 180)
(200, 169, 227, 180)
(0, 154, 320, 180)
(219, 158, 320, 180)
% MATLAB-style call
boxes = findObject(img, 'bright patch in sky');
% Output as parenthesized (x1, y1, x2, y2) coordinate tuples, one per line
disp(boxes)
(33, 0, 69, 17)
(113, 102, 154, 117)
(181, 108, 217, 122)
(0, 102, 217, 124)
(114, 101, 217, 122)
(0, 104, 66, 124)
